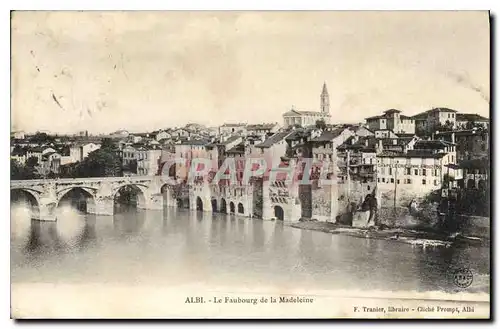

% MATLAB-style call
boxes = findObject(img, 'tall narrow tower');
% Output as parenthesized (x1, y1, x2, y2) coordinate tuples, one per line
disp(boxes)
(320, 82, 330, 114)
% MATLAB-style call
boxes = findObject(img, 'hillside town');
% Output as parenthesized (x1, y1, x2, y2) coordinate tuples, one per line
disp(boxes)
(11, 83, 490, 224)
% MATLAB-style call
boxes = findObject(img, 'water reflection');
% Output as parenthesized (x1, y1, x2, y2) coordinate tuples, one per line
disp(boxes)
(11, 206, 490, 294)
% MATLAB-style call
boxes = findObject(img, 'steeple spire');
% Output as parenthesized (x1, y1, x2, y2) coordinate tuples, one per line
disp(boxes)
(320, 82, 330, 114)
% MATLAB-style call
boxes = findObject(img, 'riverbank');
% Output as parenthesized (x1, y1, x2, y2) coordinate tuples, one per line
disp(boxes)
(288, 220, 488, 248)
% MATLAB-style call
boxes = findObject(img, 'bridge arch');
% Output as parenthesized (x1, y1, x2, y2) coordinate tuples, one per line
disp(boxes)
(220, 198, 227, 213)
(274, 205, 285, 221)
(114, 184, 147, 209)
(196, 196, 204, 211)
(57, 187, 96, 214)
(211, 198, 218, 212)
(11, 188, 40, 219)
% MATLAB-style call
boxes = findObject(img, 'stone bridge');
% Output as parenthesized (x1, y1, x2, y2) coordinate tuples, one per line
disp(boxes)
(10, 176, 178, 221)
(11, 176, 337, 223)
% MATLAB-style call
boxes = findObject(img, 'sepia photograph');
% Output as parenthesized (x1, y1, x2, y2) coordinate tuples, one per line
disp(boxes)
(9, 10, 490, 319)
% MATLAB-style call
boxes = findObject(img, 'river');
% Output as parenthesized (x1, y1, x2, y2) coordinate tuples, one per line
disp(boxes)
(10, 204, 490, 317)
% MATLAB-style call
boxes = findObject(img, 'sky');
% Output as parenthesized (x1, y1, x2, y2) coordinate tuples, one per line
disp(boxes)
(11, 11, 490, 134)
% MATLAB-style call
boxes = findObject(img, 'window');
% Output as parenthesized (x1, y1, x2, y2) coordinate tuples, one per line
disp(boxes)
(377, 178, 380, 182)
(390, 178, 394, 183)
(367, 186, 371, 191)
(414, 169, 419, 175)
(397, 179, 400, 184)
(451, 155, 454, 162)
(407, 178, 412, 184)
(382, 178, 385, 183)
(481, 145, 486, 151)
(422, 169, 426, 176)
(406, 168, 411, 175)
(389, 168, 392, 175)
(434, 180, 438, 186)
(422, 179, 426, 185)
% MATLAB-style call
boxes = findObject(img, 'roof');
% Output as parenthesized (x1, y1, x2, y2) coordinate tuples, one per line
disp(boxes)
(395, 133, 416, 138)
(428, 107, 458, 113)
(283, 109, 326, 117)
(365, 115, 383, 121)
(456, 113, 489, 122)
(180, 139, 209, 146)
(221, 123, 246, 127)
(255, 131, 292, 148)
(411, 111, 429, 120)
(246, 123, 278, 130)
(310, 128, 346, 142)
(383, 109, 402, 114)
(225, 143, 246, 154)
(337, 136, 377, 152)
(284, 128, 312, 141)
(414, 140, 453, 149)
(378, 150, 446, 159)
(220, 135, 241, 146)
(435, 129, 487, 137)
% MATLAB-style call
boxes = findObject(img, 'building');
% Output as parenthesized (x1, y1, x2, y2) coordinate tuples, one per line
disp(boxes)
(365, 109, 415, 134)
(218, 123, 247, 136)
(254, 131, 294, 170)
(11, 131, 25, 140)
(136, 146, 162, 176)
(40, 150, 61, 176)
(337, 135, 378, 184)
(69, 142, 101, 163)
(455, 113, 489, 130)
(411, 107, 458, 136)
(373, 129, 398, 139)
(310, 127, 354, 162)
(246, 123, 280, 136)
(154, 130, 172, 141)
(435, 128, 489, 162)
(109, 129, 129, 139)
(282, 83, 331, 128)
(376, 140, 460, 206)
(378, 136, 419, 154)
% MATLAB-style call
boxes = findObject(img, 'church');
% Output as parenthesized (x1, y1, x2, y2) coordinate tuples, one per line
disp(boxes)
(282, 83, 332, 128)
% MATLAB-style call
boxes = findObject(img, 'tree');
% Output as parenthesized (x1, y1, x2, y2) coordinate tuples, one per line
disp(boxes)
(123, 159, 138, 174)
(78, 148, 123, 177)
(436, 120, 454, 132)
(315, 119, 327, 130)
(30, 132, 54, 145)
(10, 157, 42, 180)
(465, 121, 486, 130)
(11, 159, 25, 180)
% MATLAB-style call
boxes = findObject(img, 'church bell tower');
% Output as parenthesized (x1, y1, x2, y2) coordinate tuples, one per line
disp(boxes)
(320, 82, 330, 114)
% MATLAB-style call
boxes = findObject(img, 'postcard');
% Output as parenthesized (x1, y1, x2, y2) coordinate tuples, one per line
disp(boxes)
(10, 10, 490, 319)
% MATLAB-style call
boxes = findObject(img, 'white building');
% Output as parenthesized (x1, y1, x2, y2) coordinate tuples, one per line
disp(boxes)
(254, 131, 294, 170)
(376, 140, 460, 206)
(282, 83, 331, 128)
(365, 109, 415, 134)
(68, 142, 101, 164)
(246, 123, 280, 136)
(218, 123, 247, 136)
